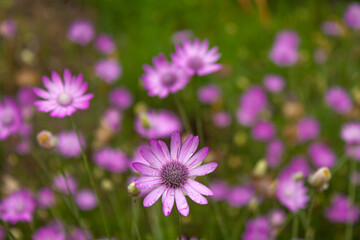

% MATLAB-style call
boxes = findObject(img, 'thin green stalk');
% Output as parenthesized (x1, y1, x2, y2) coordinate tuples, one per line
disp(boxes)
(131, 199, 141, 240)
(345, 160, 357, 240)
(0, 221, 17, 240)
(274, 214, 294, 238)
(331, 155, 348, 175)
(292, 213, 299, 240)
(69, 116, 110, 238)
(173, 94, 192, 133)
(192, 78, 204, 145)
(305, 190, 316, 239)
(231, 208, 248, 240)
(109, 192, 126, 240)
(211, 200, 229, 239)
(178, 211, 182, 240)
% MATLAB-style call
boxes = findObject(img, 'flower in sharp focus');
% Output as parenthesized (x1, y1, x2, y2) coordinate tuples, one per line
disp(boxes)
(133, 131, 217, 216)
(33, 69, 94, 118)
(0, 97, 22, 140)
(94, 147, 129, 173)
(67, 20, 95, 45)
(0, 189, 36, 224)
(135, 109, 182, 139)
(172, 38, 221, 76)
(94, 59, 122, 84)
(57, 130, 86, 158)
(141, 54, 190, 98)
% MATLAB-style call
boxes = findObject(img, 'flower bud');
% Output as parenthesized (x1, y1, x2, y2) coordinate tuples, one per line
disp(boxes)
(101, 179, 114, 192)
(128, 182, 140, 198)
(252, 159, 267, 178)
(36, 130, 57, 150)
(292, 172, 304, 182)
(139, 112, 151, 129)
(308, 167, 331, 190)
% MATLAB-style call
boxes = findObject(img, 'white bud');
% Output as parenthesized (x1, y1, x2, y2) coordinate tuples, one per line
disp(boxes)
(308, 167, 331, 190)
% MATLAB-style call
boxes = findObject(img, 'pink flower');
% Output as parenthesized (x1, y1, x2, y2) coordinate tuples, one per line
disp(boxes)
(325, 87, 352, 114)
(263, 75, 285, 93)
(75, 189, 98, 211)
(251, 121, 276, 142)
(109, 87, 133, 110)
(67, 20, 94, 45)
(209, 180, 229, 201)
(94, 147, 129, 173)
(53, 174, 78, 195)
(57, 130, 86, 158)
(269, 30, 300, 67)
(308, 142, 336, 168)
(37, 187, 56, 209)
(33, 69, 94, 118)
(0, 19, 16, 38)
(133, 131, 217, 216)
(344, 3, 360, 30)
(265, 139, 284, 168)
(0, 97, 22, 140)
(0, 189, 36, 224)
(94, 59, 122, 84)
(94, 34, 116, 54)
(297, 117, 320, 142)
(279, 155, 312, 180)
(325, 194, 359, 223)
(68, 227, 92, 240)
(135, 109, 182, 139)
(197, 84, 221, 104)
(276, 178, 309, 212)
(341, 123, 360, 144)
(227, 186, 254, 207)
(32, 224, 65, 240)
(321, 21, 344, 36)
(171, 30, 193, 45)
(172, 38, 221, 76)
(212, 111, 232, 128)
(141, 54, 189, 98)
(242, 216, 273, 240)
(102, 108, 123, 132)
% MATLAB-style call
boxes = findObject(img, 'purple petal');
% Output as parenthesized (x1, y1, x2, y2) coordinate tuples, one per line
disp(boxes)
(51, 71, 64, 91)
(170, 131, 181, 160)
(187, 179, 213, 196)
(179, 135, 199, 163)
(139, 146, 162, 168)
(162, 188, 175, 216)
(182, 183, 208, 205)
(175, 188, 189, 216)
(158, 140, 171, 162)
(186, 147, 209, 168)
(143, 185, 167, 207)
(131, 162, 160, 176)
(33, 88, 54, 100)
(150, 140, 167, 164)
(134, 176, 162, 189)
(198, 64, 222, 76)
(189, 162, 218, 176)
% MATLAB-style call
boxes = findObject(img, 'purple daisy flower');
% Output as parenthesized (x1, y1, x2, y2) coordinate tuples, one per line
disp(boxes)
(94, 59, 122, 84)
(212, 111, 232, 128)
(279, 155, 312, 180)
(325, 194, 359, 224)
(341, 123, 360, 144)
(32, 225, 65, 240)
(75, 189, 98, 211)
(0, 97, 22, 140)
(269, 30, 300, 67)
(67, 20, 95, 45)
(344, 3, 360, 30)
(135, 109, 182, 139)
(251, 121, 276, 142)
(133, 131, 217, 216)
(325, 87, 352, 114)
(226, 186, 254, 207)
(94, 147, 129, 173)
(242, 216, 273, 240)
(197, 84, 221, 105)
(37, 187, 56, 209)
(109, 87, 133, 110)
(94, 34, 116, 54)
(33, 69, 94, 118)
(57, 130, 86, 158)
(276, 178, 309, 212)
(0, 189, 36, 224)
(263, 75, 285, 93)
(308, 142, 336, 168)
(53, 174, 78, 195)
(141, 54, 189, 98)
(172, 38, 221, 76)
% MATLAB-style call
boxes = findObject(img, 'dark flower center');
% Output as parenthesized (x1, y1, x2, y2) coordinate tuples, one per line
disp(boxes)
(160, 161, 189, 188)
(187, 56, 204, 71)
(161, 72, 177, 87)
(57, 93, 73, 106)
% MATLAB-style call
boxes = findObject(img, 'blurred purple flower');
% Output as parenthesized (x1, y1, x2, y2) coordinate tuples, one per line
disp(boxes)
(325, 87, 352, 114)
(32, 224, 65, 240)
(341, 123, 360, 144)
(103, 108, 123, 132)
(321, 21, 344, 36)
(297, 117, 320, 142)
(0, 19, 16, 38)
(268, 209, 286, 228)
(325, 194, 359, 223)
(34, 69, 94, 118)
(0, 97, 22, 140)
(53, 174, 78, 195)
(171, 30, 193, 45)
(17, 87, 36, 106)
(212, 111, 232, 128)
(172, 38, 221, 76)
(68, 227, 92, 240)
(269, 30, 300, 67)
(94, 34, 116, 54)
(227, 186, 254, 207)
(133, 131, 216, 216)
(279, 155, 311, 180)
(0, 189, 36, 224)
(37, 187, 56, 209)
(16, 138, 32, 155)
(265, 139, 284, 168)
(276, 178, 309, 212)
(67, 20, 95, 45)
(251, 121, 276, 142)
(313, 48, 328, 64)
(95, 59, 122, 84)
(109, 87, 133, 110)
(242, 216, 273, 240)
(135, 109, 182, 139)
(75, 189, 97, 211)
(209, 180, 229, 201)
(263, 75, 285, 93)
(141, 54, 189, 98)
(308, 142, 336, 168)
(94, 147, 129, 173)
(197, 84, 221, 105)
(57, 130, 85, 158)
(344, 3, 360, 30)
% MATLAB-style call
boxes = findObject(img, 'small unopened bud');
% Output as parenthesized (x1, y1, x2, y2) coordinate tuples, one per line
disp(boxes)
(308, 167, 331, 190)
(139, 112, 151, 129)
(292, 172, 304, 182)
(101, 179, 114, 192)
(37, 130, 57, 150)
(128, 182, 140, 198)
(252, 159, 267, 178)
(248, 197, 259, 212)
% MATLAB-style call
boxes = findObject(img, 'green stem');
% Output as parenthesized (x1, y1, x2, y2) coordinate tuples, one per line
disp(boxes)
(131, 199, 141, 240)
(274, 214, 294, 238)
(292, 213, 299, 240)
(109, 192, 126, 240)
(331, 155, 348, 175)
(305, 190, 316, 239)
(69, 116, 111, 238)
(173, 94, 192, 133)
(345, 160, 357, 240)
(211, 200, 229, 239)
(178, 211, 182, 240)
(0, 221, 17, 240)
